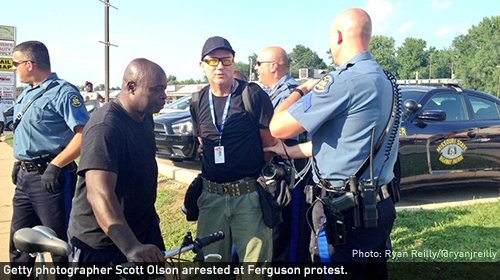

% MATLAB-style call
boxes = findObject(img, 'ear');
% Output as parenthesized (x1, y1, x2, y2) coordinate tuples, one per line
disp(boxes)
(127, 81, 136, 93)
(337, 30, 343, 45)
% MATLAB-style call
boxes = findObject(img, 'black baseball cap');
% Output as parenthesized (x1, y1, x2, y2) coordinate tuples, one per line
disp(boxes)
(201, 36, 235, 61)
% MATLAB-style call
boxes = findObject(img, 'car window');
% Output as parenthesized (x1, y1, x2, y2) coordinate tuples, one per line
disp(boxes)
(468, 95, 500, 120)
(424, 93, 467, 121)
(164, 95, 191, 110)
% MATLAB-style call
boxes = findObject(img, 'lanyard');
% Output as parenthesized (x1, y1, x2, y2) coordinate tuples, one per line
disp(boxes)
(209, 80, 236, 145)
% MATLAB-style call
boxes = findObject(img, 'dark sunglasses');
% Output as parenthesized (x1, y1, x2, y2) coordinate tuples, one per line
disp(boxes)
(256, 61, 275, 67)
(203, 57, 234, 67)
(12, 60, 35, 67)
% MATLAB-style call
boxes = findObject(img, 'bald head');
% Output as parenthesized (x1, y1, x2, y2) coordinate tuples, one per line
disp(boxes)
(330, 8, 372, 65)
(255, 46, 290, 88)
(118, 58, 167, 120)
(260, 46, 290, 68)
(122, 58, 165, 89)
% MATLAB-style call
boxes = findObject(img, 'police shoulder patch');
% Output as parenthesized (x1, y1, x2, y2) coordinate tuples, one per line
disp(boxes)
(70, 95, 82, 107)
(314, 74, 334, 93)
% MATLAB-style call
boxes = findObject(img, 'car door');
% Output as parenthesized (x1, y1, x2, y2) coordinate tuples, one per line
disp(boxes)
(406, 91, 480, 187)
(467, 93, 500, 179)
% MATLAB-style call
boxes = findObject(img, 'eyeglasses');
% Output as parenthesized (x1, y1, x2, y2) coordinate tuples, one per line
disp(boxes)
(203, 57, 234, 67)
(12, 60, 35, 67)
(256, 61, 275, 67)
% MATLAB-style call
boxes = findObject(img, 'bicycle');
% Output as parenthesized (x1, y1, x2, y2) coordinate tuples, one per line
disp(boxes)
(13, 225, 225, 280)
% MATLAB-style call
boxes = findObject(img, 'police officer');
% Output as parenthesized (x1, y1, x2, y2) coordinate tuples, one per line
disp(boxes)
(10, 41, 89, 278)
(264, 8, 398, 280)
(255, 46, 313, 265)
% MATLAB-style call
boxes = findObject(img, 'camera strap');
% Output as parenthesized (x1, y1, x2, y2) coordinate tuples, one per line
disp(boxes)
(312, 70, 401, 191)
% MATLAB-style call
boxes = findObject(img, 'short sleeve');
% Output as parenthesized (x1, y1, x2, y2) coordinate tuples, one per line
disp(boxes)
(56, 84, 90, 131)
(78, 123, 121, 176)
(246, 83, 274, 129)
(288, 74, 351, 135)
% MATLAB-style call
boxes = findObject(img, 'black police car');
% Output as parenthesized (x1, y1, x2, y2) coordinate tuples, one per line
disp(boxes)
(398, 79, 500, 189)
(153, 111, 199, 162)
(5, 106, 14, 131)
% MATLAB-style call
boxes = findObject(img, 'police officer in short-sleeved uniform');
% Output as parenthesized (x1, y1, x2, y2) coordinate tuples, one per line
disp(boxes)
(255, 46, 313, 265)
(9, 41, 88, 278)
(265, 9, 398, 280)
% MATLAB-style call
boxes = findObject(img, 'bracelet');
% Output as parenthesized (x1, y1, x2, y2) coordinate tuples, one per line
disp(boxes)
(293, 88, 305, 97)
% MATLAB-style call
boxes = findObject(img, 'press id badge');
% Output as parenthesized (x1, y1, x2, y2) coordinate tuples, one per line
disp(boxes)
(214, 146, 225, 164)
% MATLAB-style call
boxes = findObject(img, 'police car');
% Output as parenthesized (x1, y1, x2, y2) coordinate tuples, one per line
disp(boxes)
(398, 78, 500, 189)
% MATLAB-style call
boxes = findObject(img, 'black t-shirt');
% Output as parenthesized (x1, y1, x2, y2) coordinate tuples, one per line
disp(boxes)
(191, 81, 274, 183)
(68, 101, 159, 250)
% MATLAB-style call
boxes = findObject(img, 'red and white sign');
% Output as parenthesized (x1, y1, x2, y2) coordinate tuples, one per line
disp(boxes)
(0, 72, 14, 85)
(0, 86, 14, 98)
(0, 40, 14, 56)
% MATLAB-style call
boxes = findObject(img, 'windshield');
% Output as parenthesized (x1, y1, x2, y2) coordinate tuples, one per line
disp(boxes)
(164, 95, 191, 110)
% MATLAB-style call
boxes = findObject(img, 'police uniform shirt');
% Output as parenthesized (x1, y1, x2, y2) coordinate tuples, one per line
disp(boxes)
(268, 73, 299, 109)
(288, 51, 397, 187)
(13, 73, 89, 161)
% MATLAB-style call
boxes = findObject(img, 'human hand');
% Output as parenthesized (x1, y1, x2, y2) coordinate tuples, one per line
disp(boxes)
(125, 244, 165, 263)
(197, 143, 203, 157)
(12, 162, 21, 185)
(263, 139, 288, 159)
(41, 163, 62, 194)
(299, 78, 320, 94)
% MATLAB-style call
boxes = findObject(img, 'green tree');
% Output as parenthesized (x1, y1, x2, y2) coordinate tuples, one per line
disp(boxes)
(167, 75, 179, 85)
(453, 16, 500, 94)
(396, 38, 428, 79)
(369, 35, 398, 75)
(95, 84, 105, 91)
(289, 45, 327, 78)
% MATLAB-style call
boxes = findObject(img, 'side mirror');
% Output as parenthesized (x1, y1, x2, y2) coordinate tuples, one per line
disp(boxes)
(417, 110, 447, 121)
(404, 99, 420, 112)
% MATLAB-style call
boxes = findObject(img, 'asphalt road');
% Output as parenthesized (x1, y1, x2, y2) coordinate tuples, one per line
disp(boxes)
(156, 158, 500, 211)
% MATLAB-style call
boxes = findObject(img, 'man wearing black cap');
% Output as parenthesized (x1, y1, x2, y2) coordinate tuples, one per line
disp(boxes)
(190, 36, 276, 269)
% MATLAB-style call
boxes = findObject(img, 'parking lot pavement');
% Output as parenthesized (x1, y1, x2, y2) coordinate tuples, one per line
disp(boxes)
(156, 157, 200, 185)
(0, 142, 15, 262)
(155, 158, 500, 211)
(397, 184, 500, 211)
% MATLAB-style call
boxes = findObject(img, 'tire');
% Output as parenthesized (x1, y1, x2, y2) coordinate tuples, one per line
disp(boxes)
(7, 121, 13, 131)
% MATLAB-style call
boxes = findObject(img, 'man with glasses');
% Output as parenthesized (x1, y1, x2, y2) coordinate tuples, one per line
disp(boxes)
(264, 9, 399, 279)
(255, 47, 313, 266)
(9, 40, 89, 279)
(191, 36, 276, 274)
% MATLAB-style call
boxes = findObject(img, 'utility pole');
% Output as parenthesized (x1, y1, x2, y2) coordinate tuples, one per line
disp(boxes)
(496, 65, 500, 98)
(249, 58, 253, 81)
(429, 55, 432, 79)
(99, 0, 118, 103)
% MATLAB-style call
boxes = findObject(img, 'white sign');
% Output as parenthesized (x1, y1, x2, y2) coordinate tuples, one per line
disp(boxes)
(0, 40, 14, 56)
(0, 72, 14, 85)
(0, 86, 14, 98)
(0, 26, 15, 41)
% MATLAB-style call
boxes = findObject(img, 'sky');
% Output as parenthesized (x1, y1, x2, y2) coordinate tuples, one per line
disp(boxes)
(2, 0, 498, 88)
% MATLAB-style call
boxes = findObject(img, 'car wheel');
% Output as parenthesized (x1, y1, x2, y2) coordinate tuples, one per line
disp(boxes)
(7, 121, 13, 131)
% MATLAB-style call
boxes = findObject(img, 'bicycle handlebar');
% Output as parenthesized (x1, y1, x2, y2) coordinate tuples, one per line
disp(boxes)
(163, 231, 224, 259)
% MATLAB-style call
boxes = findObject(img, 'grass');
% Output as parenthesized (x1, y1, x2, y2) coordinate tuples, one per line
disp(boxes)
(155, 176, 197, 254)
(156, 177, 500, 263)
(4, 134, 13, 146)
(391, 202, 500, 262)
